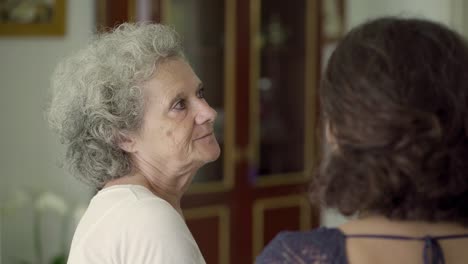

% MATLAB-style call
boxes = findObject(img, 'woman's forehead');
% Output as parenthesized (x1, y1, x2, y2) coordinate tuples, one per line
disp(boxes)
(143, 60, 201, 99)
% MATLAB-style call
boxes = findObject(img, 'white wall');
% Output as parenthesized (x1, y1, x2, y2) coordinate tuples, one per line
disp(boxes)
(449, 0, 468, 37)
(346, 0, 453, 30)
(0, 1, 95, 263)
(321, 0, 464, 228)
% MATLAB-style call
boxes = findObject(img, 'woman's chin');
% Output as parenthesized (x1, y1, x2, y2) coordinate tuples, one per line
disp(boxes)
(195, 135, 221, 163)
(199, 144, 221, 164)
(206, 144, 221, 162)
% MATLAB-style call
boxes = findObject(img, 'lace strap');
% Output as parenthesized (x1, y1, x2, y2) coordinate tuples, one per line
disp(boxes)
(423, 236, 444, 264)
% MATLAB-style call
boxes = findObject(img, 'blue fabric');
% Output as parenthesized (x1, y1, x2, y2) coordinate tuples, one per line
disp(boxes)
(255, 227, 347, 264)
(255, 227, 468, 264)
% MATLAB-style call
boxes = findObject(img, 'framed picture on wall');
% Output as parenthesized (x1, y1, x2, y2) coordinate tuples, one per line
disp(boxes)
(0, 0, 66, 36)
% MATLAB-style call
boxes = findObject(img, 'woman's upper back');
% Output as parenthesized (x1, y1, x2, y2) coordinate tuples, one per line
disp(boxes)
(256, 217, 468, 264)
(342, 217, 468, 264)
(68, 185, 205, 264)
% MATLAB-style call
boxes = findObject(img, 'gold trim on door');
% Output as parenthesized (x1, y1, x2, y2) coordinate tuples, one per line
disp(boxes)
(304, 0, 319, 182)
(128, 0, 136, 22)
(96, 0, 107, 30)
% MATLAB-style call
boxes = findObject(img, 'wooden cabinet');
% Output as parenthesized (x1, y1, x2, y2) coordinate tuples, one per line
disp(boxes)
(96, 1, 321, 262)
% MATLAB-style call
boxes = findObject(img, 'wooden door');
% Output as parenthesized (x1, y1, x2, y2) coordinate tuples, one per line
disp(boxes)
(96, 1, 321, 263)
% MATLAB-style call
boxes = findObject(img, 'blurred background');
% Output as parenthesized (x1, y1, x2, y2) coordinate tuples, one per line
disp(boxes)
(1, 0, 467, 263)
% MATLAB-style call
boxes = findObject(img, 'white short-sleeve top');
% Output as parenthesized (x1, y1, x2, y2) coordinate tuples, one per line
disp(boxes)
(67, 185, 206, 264)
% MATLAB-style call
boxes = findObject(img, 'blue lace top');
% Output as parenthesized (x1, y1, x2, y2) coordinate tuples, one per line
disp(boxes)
(255, 227, 468, 264)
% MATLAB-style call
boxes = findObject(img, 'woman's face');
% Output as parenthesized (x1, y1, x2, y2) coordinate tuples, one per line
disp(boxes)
(128, 59, 220, 176)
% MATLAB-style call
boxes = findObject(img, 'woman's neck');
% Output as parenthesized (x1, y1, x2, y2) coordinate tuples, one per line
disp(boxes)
(103, 171, 193, 216)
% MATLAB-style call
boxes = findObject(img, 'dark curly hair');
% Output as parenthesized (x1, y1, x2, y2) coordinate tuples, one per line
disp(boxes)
(314, 17, 468, 226)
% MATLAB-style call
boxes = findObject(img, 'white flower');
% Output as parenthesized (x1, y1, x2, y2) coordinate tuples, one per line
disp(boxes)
(9, 2, 37, 23)
(1, 189, 31, 214)
(35, 192, 68, 216)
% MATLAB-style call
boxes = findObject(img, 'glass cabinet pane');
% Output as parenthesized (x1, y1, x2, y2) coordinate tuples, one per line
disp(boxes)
(254, 0, 307, 177)
(162, 0, 226, 183)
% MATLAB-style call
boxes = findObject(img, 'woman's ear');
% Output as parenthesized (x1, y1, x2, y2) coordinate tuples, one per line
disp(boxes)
(117, 132, 137, 153)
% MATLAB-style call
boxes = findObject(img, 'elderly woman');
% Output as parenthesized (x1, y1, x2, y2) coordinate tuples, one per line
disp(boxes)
(256, 17, 468, 264)
(48, 23, 219, 263)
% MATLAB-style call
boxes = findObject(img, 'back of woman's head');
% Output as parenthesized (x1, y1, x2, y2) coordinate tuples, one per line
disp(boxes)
(318, 17, 468, 225)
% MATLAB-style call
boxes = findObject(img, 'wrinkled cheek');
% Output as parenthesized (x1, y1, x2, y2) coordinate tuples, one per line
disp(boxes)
(167, 135, 192, 158)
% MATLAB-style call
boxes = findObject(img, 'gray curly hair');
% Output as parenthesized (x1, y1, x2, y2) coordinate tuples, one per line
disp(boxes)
(48, 23, 184, 188)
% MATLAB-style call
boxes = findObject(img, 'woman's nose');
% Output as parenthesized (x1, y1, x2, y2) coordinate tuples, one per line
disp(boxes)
(195, 100, 217, 125)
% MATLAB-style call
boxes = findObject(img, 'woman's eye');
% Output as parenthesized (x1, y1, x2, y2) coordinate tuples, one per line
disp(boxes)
(173, 99, 186, 110)
(197, 88, 205, 99)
